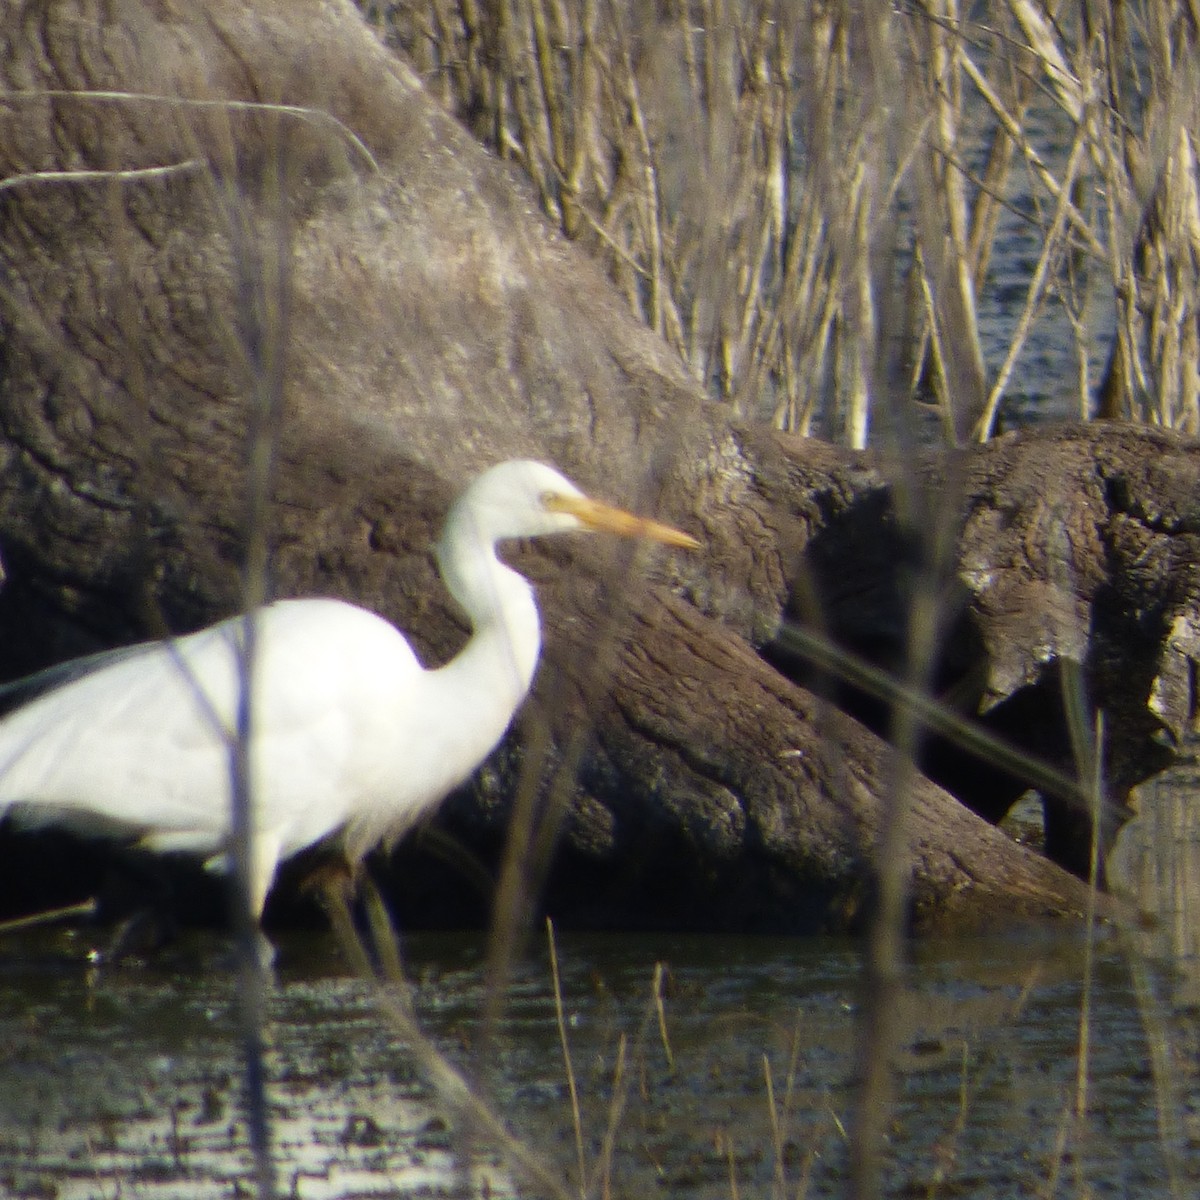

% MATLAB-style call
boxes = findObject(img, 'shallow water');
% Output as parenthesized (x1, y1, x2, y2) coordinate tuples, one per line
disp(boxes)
(2, 921, 1197, 1200)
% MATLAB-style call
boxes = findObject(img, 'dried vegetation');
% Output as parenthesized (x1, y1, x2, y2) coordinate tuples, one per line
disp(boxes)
(372, 0, 1200, 443)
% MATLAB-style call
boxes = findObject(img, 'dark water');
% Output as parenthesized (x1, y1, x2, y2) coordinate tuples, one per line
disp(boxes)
(2, 921, 1197, 1199)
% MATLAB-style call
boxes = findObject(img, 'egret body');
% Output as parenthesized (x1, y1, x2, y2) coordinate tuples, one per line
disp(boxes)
(0, 460, 697, 922)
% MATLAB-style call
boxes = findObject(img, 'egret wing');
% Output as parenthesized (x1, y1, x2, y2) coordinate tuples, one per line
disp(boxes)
(0, 600, 425, 868)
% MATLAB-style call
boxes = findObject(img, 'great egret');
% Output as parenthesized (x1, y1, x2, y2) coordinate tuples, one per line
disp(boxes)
(0, 460, 698, 929)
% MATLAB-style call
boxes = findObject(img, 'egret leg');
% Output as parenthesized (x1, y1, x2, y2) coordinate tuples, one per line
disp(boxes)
(97, 906, 179, 965)
(308, 859, 379, 974)
(245, 832, 284, 924)
(298, 856, 358, 903)
(90, 846, 193, 964)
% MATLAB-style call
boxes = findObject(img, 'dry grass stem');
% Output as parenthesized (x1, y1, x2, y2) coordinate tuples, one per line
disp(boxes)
(652, 961, 675, 1075)
(0, 898, 99, 935)
(974, 120, 1091, 439)
(321, 878, 571, 1199)
(1, 88, 380, 172)
(547, 916, 588, 1194)
(382, 1, 1200, 443)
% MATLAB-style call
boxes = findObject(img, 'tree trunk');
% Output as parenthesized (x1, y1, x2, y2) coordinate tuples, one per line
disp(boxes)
(2, 0, 1186, 934)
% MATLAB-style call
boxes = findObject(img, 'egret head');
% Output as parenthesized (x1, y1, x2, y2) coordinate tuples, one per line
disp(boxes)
(451, 460, 699, 548)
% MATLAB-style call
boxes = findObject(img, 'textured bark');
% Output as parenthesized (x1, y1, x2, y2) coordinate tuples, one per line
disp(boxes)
(0, 0, 1173, 936)
(766, 422, 1200, 884)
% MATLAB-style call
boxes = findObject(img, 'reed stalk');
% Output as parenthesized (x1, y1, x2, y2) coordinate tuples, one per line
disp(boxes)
(380, 1, 1200, 445)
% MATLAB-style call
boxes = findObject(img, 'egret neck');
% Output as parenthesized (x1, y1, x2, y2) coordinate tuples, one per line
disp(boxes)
(430, 504, 542, 762)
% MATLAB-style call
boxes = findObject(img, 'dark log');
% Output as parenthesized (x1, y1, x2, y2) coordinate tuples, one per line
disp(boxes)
(763, 421, 1200, 884)
(0, 0, 1172, 937)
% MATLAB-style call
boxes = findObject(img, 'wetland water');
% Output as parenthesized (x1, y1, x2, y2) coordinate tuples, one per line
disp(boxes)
(1, 923, 1197, 1199)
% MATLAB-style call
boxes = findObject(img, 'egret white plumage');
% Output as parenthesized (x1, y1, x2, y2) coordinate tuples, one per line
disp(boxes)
(0, 460, 698, 927)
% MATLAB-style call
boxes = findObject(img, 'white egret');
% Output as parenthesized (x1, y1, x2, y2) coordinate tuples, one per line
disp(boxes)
(0, 460, 698, 927)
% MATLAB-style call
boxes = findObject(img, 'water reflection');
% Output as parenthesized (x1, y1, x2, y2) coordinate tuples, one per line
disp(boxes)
(1111, 747, 1200, 1000)
(1, 921, 1197, 1199)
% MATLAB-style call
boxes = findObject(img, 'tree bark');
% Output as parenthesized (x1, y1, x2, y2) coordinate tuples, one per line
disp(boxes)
(1, 0, 1180, 934)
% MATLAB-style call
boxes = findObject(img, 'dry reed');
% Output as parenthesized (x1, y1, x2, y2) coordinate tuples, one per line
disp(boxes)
(376, 0, 1200, 443)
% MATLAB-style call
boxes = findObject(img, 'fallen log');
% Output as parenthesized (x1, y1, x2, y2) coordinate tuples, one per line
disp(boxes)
(1, 0, 1185, 935)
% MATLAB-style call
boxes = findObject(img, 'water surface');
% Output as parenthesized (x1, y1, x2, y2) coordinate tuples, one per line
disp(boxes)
(1, 922, 1196, 1199)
